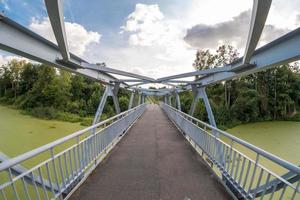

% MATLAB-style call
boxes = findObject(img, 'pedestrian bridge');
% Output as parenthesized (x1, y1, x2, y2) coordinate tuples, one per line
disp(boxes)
(0, 103, 299, 200)
(1, 0, 300, 199)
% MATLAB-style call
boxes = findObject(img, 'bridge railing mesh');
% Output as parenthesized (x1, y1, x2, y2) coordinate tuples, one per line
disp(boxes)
(0, 103, 146, 200)
(161, 103, 300, 200)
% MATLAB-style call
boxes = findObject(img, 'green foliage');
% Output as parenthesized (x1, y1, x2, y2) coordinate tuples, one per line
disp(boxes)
(0, 60, 131, 124)
(119, 96, 129, 112)
(1, 48, 300, 130)
(179, 45, 300, 129)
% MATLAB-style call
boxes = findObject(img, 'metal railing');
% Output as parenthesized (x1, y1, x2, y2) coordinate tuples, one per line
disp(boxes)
(0, 103, 146, 200)
(161, 103, 300, 200)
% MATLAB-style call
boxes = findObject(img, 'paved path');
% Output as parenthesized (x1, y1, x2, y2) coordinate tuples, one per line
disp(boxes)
(70, 105, 231, 200)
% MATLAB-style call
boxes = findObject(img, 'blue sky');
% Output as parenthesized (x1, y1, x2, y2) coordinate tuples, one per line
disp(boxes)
(1, 0, 300, 79)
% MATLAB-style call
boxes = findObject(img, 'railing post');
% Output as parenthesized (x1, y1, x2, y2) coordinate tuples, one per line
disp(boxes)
(175, 90, 181, 111)
(189, 84, 199, 116)
(140, 94, 145, 104)
(112, 82, 121, 114)
(138, 93, 141, 105)
(128, 91, 135, 110)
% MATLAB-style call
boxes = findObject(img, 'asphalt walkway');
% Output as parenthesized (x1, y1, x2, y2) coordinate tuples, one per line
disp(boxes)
(70, 104, 231, 200)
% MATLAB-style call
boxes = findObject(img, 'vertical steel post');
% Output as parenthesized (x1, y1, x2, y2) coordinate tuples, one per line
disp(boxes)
(189, 84, 199, 116)
(198, 87, 217, 128)
(93, 86, 110, 125)
(138, 94, 142, 105)
(128, 91, 135, 110)
(175, 91, 181, 111)
(189, 85, 217, 129)
(142, 95, 146, 104)
(112, 82, 120, 114)
(93, 83, 121, 125)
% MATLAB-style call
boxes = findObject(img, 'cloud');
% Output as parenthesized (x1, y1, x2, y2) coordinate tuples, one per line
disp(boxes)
(121, 4, 165, 46)
(0, 55, 28, 67)
(80, 4, 197, 80)
(296, 14, 300, 26)
(119, 3, 195, 71)
(184, 10, 289, 52)
(29, 17, 101, 56)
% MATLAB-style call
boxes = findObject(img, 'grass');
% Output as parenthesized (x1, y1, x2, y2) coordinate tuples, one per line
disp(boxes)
(0, 105, 85, 157)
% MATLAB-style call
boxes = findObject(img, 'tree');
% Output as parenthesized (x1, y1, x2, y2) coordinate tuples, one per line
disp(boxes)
(193, 50, 216, 71)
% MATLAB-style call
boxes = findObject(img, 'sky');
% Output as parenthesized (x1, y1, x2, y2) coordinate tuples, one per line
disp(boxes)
(1, 0, 300, 80)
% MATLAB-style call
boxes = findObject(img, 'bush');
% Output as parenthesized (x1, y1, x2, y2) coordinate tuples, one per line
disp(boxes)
(23, 107, 58, 119)
(80, 118, 93, 126)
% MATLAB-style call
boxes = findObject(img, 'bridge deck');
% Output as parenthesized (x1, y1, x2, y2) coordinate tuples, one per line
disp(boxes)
(70, 105, 231, 200)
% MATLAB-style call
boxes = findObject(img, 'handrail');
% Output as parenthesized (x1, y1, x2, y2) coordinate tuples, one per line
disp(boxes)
(162, 103, 300, 175)
(0, 104, 146, 171)
(161, 102, 300, 199)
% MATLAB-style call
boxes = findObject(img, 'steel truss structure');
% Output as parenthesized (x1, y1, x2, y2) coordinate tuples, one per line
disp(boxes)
(0, 0, 300, 199)
(1, 0, 300, 121)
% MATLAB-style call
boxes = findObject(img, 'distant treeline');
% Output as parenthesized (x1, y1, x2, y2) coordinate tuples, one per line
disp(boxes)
(176, 45, 300, 129)
(1, 45, 300, 129)
(0, 60, 131, 125)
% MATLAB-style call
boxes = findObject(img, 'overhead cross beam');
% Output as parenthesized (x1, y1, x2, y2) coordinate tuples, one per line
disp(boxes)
(196, 27, 300, 86)
(81, 63, 155, 82)
(243, 0, 272, 64)
(44, 0, 70, 61)
(44, 0, 155, 83)
(157, 67, 229, 82)
(1, 0, 300, 95)
(0, 15, 126, 86)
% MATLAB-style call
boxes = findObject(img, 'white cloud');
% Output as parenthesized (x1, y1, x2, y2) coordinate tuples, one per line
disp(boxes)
(182, 0, 252, 27)
(29, 17, 101, 56)
(0, 55, 28, 67)
(121, 4, 165, 46)
(116, 3, 196, 78)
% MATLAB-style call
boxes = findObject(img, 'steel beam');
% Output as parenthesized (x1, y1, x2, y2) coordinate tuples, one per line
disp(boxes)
(81, 63, 155, 82)
(118, 79, 144, 82)
(157, 67, 229, 82)
(175, 91, 181, 111)
(93, 86, 110, 125)
(0, 152, 60, 193)
(44, 0, 152, 83)
(163, 80, 194, 84)
(189, 86, 216, 128)
(0, 16, 126, 86)
(44, 0, 70, 61)
(128, 81, 177, 88)
(128, 91, 135, 109)
(243, 0, 272, 64)
(112, 82, 121, 114)
(194, 27, 300, 86)
(93, 83, 120, 125)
